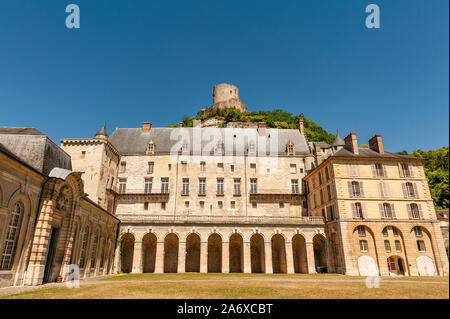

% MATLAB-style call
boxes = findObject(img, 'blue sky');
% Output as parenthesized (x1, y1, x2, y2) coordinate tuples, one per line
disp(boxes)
(0, 0, 448, 152)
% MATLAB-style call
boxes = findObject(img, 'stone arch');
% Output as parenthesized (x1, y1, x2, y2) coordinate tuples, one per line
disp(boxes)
(271, 234, 287, 273)
(313, 234, 327, 273)
(207, 233, 222, 273)
(164, 233, 179, 273)
(292, 234, 307, 273)
(250, 233, 265, 273)
(229, 233, 244, 273)
(185, 233, 201, 272)
(387, 255, 406, 276)
(409, 225, 439, 274)
(352, 225, 380, 272)
(69, 217, 82, 264)
(416, 255, 437, 276)
(142, 232, 157, 273)
(120, 233, 135, 273)
(381, 225, 409, 275)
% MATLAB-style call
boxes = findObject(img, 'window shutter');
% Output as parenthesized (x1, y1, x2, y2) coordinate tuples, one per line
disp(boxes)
(409, 164, 415, 178)
(382, 164, 387, 177)
(361, 203, 366, 219)
(401, 183, 407, 198)
(391, 203, 396, 219)
(348, 181, 353, 197)
(418, 204, 424, 219)
(378, 182, 383, 197)
(352, 203, 357, 218)
(359, 182, 365, 197)
(379, 203, 384, 218)
(413, 183, 419, 199)
(398, 163, 404, 177)
(406, 203, 412, 219)
(384, 183, 390, 197)
(371, 164, 377, 177)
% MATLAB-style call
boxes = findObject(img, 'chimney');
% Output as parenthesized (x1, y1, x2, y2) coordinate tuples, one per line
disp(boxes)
(314, 143, 321, 155)
(179, 122, 183, 128)
(369, 134, 384, 154)
(142, 122, 151, 133)
(298, 117, 305, 135)
(344, 132, 359, 154)
(257, 122, 266, 136)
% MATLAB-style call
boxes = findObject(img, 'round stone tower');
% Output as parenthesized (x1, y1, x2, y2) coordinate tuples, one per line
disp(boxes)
(213, 83, 239, 104)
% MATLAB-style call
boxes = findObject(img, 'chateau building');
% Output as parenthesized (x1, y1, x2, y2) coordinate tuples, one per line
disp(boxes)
(0, 84, 448, 287)
(0, 128, 119, 287)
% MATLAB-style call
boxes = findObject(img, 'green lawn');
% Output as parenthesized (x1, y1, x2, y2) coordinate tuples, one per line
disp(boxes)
(2, 273, 448, 299)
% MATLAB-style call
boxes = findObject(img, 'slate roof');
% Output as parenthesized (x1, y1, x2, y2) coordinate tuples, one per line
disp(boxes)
(331, 134, 345, 147)
(108, 127, 311, 156)
(0, 127, 44, 135)
(333, 148, 415, 159)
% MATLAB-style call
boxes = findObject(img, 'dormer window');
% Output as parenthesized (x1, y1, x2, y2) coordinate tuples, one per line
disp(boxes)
(287, 141, 294, 155)
(146, 141, 155, 154)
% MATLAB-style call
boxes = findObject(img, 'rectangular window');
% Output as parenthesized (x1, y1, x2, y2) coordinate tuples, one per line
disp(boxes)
(384, 240, 391, 253)
(168, 164, 172, 171)
(118, 179, 127, 193)
(161, 178, 169, 194)
(200, 161, 206, 172)
(199, 201, 205, 209)
(382, 203, 393, 219)
(327, 185, 332, 201)
(359, 240, 368, 252)
(250, 163, 256, 174)
(230, 165, 235, 172)
(290, 164, 297, 174)
(279, 202, 285, 208)
(250, 179, 257, 194)
(217, 163, 224, 172)
(395, 240, 401, 252)
(185, 201, 189, 208)
(181, 161, 187, 172)
(392, 227, 399, 237)
(351, 181, 360, 197)
(144, 202, 149, 210)
(414, 226, 423, 237)
(374, 163, 384, 177)
(291, 180, 299, 194)
(230, 201, 236, 209)
(357, 226, 366, 237)
(147, 162, 154, 174)
(81, 151, 86, 159)
(405, 183, 415, 198)
(182, 178, 189, 195)
(354, 203, 363, 218)
(234, 179, 241, 195)
(217, 179, 224, 195)
(161, 202, 166, 210)
(252, 202, 257, 209)
(401, 163, 410, 177)
(417, 240, 426, 252)
(409, 204, 420, 219)
(120, 162, 126, 173)
(218, 201, 223, 209)
(144, 178, 153, 193)
(199, 179, 206, 195)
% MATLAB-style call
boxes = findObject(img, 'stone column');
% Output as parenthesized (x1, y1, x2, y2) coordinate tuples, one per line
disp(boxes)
(264, 242, 273, 274)
(178, 241, 186, 273)
(155, 241, 164, 273)
(243, 242, 251, 273)
(222, 241, 229, 273)
(306, 242, 316, 274)
(113, 244, 121, 274)
(200, 241, 208, 273)
(285, 240, 295, 274)
(132, 241, 143, 273)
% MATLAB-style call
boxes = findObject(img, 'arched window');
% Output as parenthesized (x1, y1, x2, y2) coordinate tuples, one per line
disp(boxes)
(382, 227, 388, 237)
(79, 228, 90, 269)
(0, 203, 24, 270)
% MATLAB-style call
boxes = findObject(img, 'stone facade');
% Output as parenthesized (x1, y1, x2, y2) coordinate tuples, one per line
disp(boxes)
(0, 130, 120, 287)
